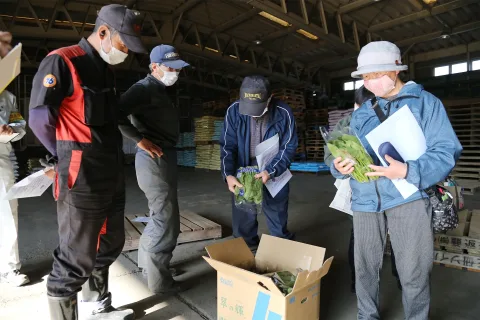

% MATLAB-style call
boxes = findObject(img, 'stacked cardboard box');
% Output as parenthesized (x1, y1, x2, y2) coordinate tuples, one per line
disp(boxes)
(195, 144, 221, 170)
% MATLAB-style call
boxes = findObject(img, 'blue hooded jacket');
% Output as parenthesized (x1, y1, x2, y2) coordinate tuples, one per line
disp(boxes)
(331, 82, 462, 213)
(220, 98, 298, 180)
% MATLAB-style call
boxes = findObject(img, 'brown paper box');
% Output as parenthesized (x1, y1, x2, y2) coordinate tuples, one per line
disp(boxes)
(204, 236, 333, 320)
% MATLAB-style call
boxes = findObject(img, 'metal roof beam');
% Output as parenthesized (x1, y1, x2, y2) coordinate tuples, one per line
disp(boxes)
(11, 25, 302, 84)
(396, 20, 480, 47)
(338, 0, 384, 14)
(241, 0, 358, 53)
(170, 0, 204, 19)
(369, 0, 478, 32)
(214, 8, 260, 33)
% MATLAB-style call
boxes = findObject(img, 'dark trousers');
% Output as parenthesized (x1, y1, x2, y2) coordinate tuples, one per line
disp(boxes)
(135, 149, 180, 293)
(47, 158, 125, 298)
(232, 183, 293, 246)
(348, 227, 399, 284)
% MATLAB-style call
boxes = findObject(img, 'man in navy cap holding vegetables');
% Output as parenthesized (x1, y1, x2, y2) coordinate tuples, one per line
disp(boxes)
(220, 75, 298, 250)
(118, 44, 189, 295)
(29, 4, 146, 319)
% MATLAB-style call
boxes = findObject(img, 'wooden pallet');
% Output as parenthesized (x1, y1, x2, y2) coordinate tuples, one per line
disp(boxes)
(434, 251, 480, 272)
(123, 211, 222, 252)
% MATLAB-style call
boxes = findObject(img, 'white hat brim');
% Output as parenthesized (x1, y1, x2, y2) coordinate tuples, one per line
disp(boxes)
(351, 64, 408, 79)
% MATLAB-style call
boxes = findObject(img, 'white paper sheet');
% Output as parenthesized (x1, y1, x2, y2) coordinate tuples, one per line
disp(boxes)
(329, 178, 353, 216)
(0, 132, 19, 143)
(3, 169, 53, 200)
(365, 105, 427, 199)
(0, 43, 22, 93)
(255, 134, 292, 198)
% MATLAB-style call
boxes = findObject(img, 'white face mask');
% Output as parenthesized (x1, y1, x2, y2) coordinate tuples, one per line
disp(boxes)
(99, 33, 128, 65)
(159, 70, 179, 86)
(251, 96, 271, 118)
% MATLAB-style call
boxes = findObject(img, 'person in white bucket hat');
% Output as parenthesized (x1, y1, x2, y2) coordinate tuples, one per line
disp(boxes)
(330, 41, 463, 320)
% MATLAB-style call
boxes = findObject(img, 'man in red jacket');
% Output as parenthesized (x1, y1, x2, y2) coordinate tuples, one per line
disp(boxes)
(29, 5, 146, 320)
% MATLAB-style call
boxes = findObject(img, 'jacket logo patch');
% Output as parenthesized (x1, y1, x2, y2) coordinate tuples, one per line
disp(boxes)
(43, 74, 57, 88)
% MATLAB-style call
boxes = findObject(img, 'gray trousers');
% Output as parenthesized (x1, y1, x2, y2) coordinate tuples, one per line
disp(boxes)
(136, 149, 180, 293)
(353, 199, 433, 320)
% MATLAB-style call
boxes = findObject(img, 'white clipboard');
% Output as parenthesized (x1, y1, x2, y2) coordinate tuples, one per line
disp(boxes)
(0, 43, 22, 93)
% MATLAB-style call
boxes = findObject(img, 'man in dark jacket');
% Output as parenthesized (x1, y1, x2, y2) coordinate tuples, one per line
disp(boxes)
(221, 75, 298, 248)
(117, 45, 188, 294)
(29, 4, 146, 319)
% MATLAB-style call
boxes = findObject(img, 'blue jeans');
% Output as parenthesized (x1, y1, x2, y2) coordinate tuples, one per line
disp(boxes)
(232, 183, 293, 246)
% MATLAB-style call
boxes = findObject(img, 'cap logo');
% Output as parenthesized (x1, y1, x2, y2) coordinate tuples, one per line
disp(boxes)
(134, 24, 141, 33)
(244, 92, 262, 100)
(164, 52, 180, 60)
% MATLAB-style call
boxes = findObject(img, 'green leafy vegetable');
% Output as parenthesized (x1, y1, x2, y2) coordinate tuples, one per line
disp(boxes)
(235, 166, 263, 205)
(327, 134, 377, 183)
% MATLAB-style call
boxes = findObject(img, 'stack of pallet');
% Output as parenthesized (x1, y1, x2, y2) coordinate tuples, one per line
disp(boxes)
(305, 109, 329, 161)
(328, 108, 354, 132)
(273, 88, 306, 125)
(444, 99, 480, 195)
(434, 209, 480, 272)
(273, 88, 307, 161)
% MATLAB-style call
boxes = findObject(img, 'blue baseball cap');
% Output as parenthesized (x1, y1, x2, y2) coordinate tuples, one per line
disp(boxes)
(150, 45, 189, 69)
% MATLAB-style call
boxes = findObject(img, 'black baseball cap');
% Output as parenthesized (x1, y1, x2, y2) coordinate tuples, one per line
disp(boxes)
(150, 45, 189, 69)
(239, 75, 271, 116)
(97, 4, 147, 54)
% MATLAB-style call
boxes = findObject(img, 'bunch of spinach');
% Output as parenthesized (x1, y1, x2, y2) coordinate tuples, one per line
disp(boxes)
(235, 166, 263, 205)
(327, 134, 377, 183)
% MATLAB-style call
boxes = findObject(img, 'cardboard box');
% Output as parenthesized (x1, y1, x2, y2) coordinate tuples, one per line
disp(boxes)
(204, 235, 333, 320)
(469, 211, 480, 239)
(457, 209, 472, 223)
(446, 221, 470, 237)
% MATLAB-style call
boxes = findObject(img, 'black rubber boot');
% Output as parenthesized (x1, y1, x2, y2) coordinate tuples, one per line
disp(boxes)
(80, 267, 135, 320)
(48, 294, 78, 320)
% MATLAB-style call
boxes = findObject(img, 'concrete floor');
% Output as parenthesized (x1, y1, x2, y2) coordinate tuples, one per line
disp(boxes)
(1, 166, 480, 319)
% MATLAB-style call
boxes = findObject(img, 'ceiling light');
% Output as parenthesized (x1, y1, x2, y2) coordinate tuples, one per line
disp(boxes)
(229, 55, 238, 59)
(296, 29, 318, 40)
(205, 47, 219, 53)
(254, 39, 262, 45)
(258, 11, 291, 27)
(440, 32, 450, 39)
(423, 0, 437, 4)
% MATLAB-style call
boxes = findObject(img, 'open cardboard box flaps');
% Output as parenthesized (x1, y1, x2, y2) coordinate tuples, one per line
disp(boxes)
(204, 235, 333, 297)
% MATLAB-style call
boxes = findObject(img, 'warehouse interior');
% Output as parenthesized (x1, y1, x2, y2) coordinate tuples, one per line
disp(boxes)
(1, 0, 480, 319)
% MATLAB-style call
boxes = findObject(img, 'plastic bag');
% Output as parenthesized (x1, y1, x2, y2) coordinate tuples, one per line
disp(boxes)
(234, 166, 263, 215)
(320, 126, 377, 183)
